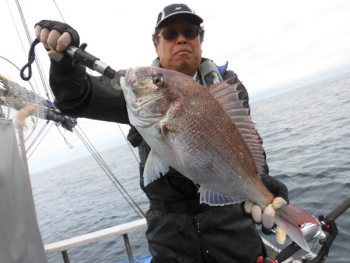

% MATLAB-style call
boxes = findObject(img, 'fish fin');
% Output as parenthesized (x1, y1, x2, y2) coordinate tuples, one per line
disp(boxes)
(207, 79, 265, 176)
(275, 203, 320, 252)
(199, 186, 244, 205)
(143, 149, 169, 186)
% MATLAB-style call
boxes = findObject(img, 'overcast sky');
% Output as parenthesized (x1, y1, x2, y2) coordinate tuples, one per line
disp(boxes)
(1, 0, 350, 173)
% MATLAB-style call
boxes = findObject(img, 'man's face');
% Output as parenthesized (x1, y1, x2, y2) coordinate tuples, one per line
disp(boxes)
(155, 20, 202, 77)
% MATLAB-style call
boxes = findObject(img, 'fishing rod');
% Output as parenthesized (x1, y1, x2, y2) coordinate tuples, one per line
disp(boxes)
(20, 39, 117, 82)
(21, 40, 124, 93)
(270, 197, 350, 263)
(20, 40, 145, 216)
(0, 95, 62, 114)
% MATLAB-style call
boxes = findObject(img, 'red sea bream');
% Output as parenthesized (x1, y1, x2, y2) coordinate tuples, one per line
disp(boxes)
(119, 67, 319, 252)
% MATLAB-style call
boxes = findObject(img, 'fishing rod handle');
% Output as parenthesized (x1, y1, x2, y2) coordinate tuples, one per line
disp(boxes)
(66, 44, 116, 79)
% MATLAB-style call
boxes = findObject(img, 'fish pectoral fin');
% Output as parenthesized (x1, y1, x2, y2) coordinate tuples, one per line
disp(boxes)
(160, 123, 184, 167)
(199, 186, 244, 206)
(143, 149, 169, 186)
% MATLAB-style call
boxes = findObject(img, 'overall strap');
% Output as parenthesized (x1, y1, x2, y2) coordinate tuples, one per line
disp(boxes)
(151, 58, 230, 88)
(198, 59, 226, 87)
(151, 59, 161, 68)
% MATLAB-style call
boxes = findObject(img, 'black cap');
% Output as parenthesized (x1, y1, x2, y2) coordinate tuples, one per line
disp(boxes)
(155, 4, 203, 28)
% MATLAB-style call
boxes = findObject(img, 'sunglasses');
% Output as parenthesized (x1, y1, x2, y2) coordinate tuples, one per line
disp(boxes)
(158, 28, 201, 41)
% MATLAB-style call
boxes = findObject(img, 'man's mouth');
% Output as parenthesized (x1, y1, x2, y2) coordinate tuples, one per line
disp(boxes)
(176, 49, 191, 55)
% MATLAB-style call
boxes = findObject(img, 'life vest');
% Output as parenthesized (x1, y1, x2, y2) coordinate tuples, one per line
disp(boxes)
(98, 58, 236, 89)
(150, 57, 234, 87)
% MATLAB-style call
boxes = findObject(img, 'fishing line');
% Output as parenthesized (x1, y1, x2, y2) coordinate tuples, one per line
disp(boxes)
(46, 0, 143, 216)
(26, 121, 52, 158)
(0, 56, 51, 146)
(14, 0, 51, 100)
(73, 124, 145, 218)
(12, 0, 144, 217)
(4, 0, 40, 94)
(0, 55, 39, 95)
(312, 188, 350, 217)
(51, 0, 94, 76)
(53, 0, 66, 23)
(55, 123, 73, 148)
(116, 123, 141, 164)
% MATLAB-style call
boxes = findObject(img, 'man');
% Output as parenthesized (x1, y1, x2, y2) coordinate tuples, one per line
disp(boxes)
(35, 4, 288, 263)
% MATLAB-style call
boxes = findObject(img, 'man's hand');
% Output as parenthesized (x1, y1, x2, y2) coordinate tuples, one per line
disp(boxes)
(244, 175, 289, 244)
(244, 197, 288, 229)
(34, 20, 80, 62)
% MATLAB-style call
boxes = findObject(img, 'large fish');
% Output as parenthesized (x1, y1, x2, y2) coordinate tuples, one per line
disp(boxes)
(119, 67, 319, 251)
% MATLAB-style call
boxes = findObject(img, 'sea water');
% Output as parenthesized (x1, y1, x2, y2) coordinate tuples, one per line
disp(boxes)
(31, 72, 350, 263)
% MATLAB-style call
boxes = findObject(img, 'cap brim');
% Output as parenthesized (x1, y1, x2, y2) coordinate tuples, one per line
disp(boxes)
(156, 12, 203, 28)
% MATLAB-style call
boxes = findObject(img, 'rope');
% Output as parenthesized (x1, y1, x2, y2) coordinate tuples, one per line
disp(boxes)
(0, 55, 38, 94)
(14, 0, 51, 100)
(5, 0, 32, 70)
(74, 124, 145, 218)
(117, 123, 140, 163)
(12, 0, 145, 218)
(50, 1, 143, 216)
(20, 39, 39, 81)
(27, 121, 49, 154)
(55, 122, 73, 148)
(28, 122, 54, 160)
(51, 0, 95, 76)
(7, 0, 37, 89)
(53, 0, 66, 23)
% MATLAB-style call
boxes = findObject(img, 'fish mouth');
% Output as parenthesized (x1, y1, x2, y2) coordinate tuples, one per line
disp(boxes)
(120, 67, 137, 98)
(124, 67, 136, 87)
(130, 95, 164, 112)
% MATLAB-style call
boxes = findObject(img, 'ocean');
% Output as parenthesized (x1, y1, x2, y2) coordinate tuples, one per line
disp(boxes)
(31, 72, 350, 263)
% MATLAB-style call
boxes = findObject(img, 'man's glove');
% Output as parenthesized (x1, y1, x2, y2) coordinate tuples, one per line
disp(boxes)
(244, 175, 289, 229)
(34, 20, 80, 63)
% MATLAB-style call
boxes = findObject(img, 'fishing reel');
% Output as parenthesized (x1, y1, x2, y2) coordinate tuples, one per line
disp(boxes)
(300, 222, 326, 242)
(272, 215, 340, 263)
(260, 212, 340, 263)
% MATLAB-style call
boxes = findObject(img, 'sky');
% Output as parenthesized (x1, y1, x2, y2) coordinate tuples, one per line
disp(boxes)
(1, 0, 350, 173)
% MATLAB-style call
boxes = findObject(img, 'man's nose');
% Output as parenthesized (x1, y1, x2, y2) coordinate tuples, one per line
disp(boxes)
(176, 32, 188, 44)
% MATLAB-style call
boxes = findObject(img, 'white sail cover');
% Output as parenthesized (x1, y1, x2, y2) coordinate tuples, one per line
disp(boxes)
(0, 118, 47, 263)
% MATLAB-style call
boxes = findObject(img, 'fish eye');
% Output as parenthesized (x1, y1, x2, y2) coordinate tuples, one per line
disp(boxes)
(152, 75, 164, 86)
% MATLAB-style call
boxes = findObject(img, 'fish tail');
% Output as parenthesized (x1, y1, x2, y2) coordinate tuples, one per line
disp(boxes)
(274, 203, 319, 252)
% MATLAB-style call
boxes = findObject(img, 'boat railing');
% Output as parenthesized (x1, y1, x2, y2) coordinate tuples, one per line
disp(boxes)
(44, 218, 147, 263)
